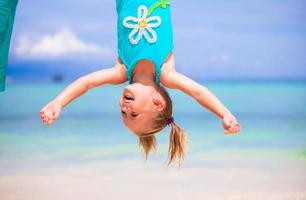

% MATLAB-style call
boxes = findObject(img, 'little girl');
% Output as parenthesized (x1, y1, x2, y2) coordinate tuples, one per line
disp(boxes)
(39, 0, 241, 168)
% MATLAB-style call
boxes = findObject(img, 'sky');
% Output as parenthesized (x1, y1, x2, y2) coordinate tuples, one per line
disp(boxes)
(7, 0, 306, 81)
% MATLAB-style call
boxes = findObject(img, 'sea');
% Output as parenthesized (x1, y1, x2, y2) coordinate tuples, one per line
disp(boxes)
(0, 81, 305, 199)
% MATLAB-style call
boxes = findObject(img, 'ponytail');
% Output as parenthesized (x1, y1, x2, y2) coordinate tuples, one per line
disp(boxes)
(167, 122, 191, 169)
(137, 85, 192, 168)
(139, 134, 157, 161)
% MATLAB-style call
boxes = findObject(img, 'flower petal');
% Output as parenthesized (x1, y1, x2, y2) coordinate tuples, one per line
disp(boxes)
(129, 28, 143, 44)
(123, 16, 138, 29)
(143, 27, 157, 43)
(137, 5, 148, 19)
(146, 16, 161, 28)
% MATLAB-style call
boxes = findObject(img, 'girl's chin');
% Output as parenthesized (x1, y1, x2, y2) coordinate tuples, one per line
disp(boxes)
(126, 84, 141, 93)
(125, 83, 155, 98)
(129, 82, 154, 90)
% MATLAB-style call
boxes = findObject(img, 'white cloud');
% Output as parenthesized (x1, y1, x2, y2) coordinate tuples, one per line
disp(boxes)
(14, 28, 114, 59)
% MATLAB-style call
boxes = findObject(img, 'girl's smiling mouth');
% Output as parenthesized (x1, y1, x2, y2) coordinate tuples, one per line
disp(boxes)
(124, 95, 134, 103)
(123, 88, 135, 103)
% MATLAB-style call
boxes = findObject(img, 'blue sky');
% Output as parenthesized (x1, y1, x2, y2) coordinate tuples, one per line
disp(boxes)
(7, 0, 306, 81)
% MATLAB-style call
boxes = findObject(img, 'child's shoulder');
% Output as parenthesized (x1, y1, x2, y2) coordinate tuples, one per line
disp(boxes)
(108, 60, 128, 85)
(115, 57, 128, 73)
(161, 52, 175, 72)
(160, 53, 176, 82)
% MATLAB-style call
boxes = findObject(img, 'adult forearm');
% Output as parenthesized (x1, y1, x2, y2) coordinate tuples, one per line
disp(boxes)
(54, 77, 88, 109)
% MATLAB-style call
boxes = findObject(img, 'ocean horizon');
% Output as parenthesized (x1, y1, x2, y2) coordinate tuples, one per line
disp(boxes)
(0, 81, 305, 199)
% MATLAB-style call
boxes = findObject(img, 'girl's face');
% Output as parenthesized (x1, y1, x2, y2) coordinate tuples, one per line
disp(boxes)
(119, 83, 165, 135)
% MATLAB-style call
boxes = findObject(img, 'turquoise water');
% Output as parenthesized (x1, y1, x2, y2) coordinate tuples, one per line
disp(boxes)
(0, 81, 306, 173)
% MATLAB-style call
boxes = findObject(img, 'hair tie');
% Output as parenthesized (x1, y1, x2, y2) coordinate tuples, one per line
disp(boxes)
(166, 116, 174, 126)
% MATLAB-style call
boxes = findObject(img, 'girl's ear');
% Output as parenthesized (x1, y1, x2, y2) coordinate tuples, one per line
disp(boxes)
(152, 98, 164, 111)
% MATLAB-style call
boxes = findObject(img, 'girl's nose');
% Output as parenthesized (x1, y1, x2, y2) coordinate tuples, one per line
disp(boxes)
(122, 105, 130, 112)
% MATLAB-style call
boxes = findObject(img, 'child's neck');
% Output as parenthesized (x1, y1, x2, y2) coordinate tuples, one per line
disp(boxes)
(132, 60, 156, 86)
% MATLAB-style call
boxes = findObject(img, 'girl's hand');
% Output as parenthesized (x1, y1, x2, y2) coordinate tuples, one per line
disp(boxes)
(39, 99, 62, 125)
(222, 113, 241, 134)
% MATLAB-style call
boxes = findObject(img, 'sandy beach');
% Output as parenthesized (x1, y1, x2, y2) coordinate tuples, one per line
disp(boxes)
(0, 147, 305, 200)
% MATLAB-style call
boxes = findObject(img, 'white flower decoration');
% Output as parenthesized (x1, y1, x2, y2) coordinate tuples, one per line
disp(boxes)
(123, 5, 162, 45)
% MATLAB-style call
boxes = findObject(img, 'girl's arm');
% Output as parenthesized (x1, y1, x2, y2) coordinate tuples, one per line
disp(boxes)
(39, 58, 127, 125)
(56, 58, 127, 108)
(162, 70, 231, 118)
(160, 54, 240, 134)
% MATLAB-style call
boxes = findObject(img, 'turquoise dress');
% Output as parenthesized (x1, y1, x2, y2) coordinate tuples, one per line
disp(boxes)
(116, 0, 174, 85)
(0, 0, 18, 92)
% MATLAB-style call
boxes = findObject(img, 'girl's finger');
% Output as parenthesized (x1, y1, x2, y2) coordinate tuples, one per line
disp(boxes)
(234, 125, 240, 133)
(224, 121, 231, 130)
(228, 124, 234, 132)
(44, 117, 50, 123)
(232, 127, 238, 133)
(47, 118, 52, 125)
(231, 127, 237, 134)
(234, 123, 240, 130)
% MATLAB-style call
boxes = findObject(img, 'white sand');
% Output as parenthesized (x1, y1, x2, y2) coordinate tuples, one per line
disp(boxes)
(0, 149, 305, 200)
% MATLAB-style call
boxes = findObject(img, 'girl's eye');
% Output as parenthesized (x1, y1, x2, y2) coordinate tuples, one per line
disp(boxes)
(131, 113, 138, 117)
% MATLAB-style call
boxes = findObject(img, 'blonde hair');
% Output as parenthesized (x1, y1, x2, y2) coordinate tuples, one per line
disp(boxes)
(138, 85, 191, 169)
